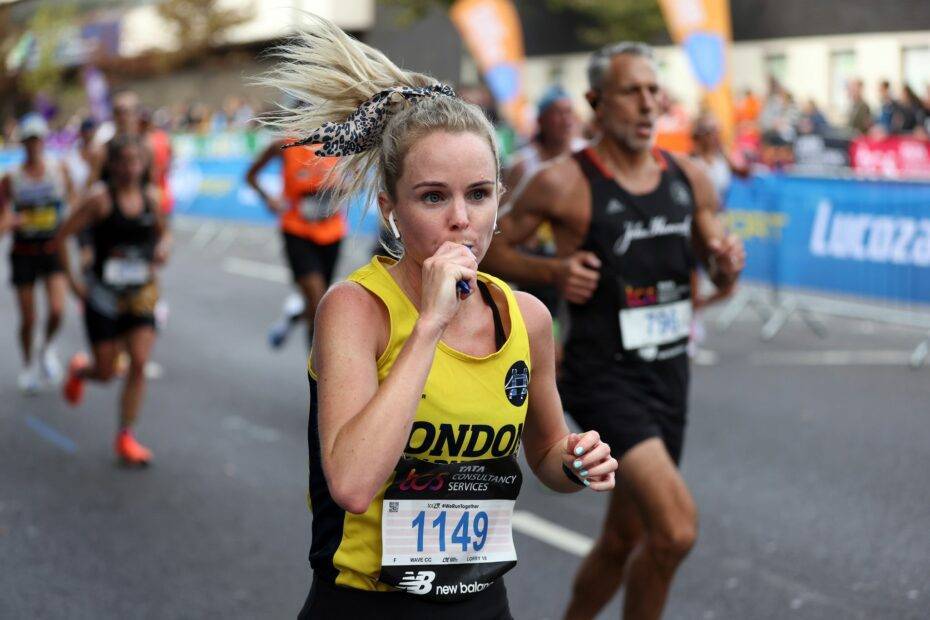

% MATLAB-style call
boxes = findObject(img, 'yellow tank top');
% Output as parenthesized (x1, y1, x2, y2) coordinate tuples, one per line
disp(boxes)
(306, 256, 531, 592)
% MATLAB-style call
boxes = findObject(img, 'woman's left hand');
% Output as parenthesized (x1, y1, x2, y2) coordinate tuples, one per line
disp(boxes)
(564, 430, 617, 491)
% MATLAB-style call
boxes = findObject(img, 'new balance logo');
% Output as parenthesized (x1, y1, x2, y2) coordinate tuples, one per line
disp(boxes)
(397, 570, 436, 595)
(606, 199, 625, 215)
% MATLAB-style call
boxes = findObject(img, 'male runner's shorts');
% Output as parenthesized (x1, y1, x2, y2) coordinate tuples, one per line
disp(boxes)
(84, 281, 159, 343)
(10, 252, 63, 286)
(560, 354, 690, 465)
(282, 232, 341, 283)
(77, 228, 95, 250)
(297, 576, 513, 620)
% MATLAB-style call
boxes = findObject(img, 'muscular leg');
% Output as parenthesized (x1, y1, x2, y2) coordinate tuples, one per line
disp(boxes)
(84, 339, 120, 383)
(564, 438, 697, 620)
(294, 271, 328, 347)
(119, 326, 155, 429)
(621, 438, 698, 620)
(565, 476, 644, 620)
(15, 285, 36, 365)
(43, 273, 67, 344)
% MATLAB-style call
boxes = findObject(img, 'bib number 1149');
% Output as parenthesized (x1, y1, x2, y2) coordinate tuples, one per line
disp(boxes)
(411, 510, 489, 552)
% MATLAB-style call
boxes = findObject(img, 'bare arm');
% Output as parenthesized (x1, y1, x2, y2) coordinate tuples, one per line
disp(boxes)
(245, 140, 285, 213)
(484, 164, 561, 286)
(58, 162, 79, 223)
(0, 175, 13, 235)
(484, 161, 601, 303)
(675, 154, 745, 291)
(54, 184, 109, 298)
(314, 243, 479, 514)
(519, 292, 617, 493)
(148, 184, 172, 265)
(87, 145, 105, 189)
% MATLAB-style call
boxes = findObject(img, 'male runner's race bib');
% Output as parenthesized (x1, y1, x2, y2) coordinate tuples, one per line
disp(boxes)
(18, 202, 60, 236)
(103, 258, 150, 287)
(299, 193, 332, 222)
(380, 456, 521, 601)
(619, 299, 691, 351)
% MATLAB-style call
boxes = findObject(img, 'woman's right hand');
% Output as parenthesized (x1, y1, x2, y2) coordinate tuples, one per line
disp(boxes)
(418, 242, 478, 332)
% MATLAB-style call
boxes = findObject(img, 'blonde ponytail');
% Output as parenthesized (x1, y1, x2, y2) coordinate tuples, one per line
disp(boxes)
(262, 13, 502, 256)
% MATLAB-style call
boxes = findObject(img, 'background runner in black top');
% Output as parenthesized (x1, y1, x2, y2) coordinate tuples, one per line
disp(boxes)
(482, 42, 745, 620)
(55, 134, 170, 467)
(0, 113, 74, 394)
(563, 147, 694, 376)
(90, 184, 158, 288)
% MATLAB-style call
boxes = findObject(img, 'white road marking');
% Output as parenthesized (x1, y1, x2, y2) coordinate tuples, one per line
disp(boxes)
(749, 349, 914, 366)
(511, 510, 593, 557)
(221, 416, 282, 443)
(222, 257, 289, 283)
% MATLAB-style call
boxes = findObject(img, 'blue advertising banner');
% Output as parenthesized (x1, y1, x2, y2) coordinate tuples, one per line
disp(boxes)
(170, 155, 380, 234)
(8, 142, 925, 307)
(725, 175, 930, 306)
(0, 148, 380, 236)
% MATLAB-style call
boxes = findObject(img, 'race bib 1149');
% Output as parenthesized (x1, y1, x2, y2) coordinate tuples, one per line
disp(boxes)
(379, 457, 521, 601)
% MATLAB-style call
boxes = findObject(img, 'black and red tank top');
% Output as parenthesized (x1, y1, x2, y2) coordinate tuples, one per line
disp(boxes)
(91, 185, 157, 289)
(562, 147, 695, 382)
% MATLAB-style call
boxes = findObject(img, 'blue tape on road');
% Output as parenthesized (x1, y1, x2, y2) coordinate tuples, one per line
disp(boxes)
(25, 415, 78, 454)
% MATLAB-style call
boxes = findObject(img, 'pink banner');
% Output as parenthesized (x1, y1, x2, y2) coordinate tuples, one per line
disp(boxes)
(850, 137, 930, 178)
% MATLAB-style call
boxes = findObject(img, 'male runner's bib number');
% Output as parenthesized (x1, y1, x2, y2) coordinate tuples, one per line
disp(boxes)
(380, 456, 521, 601)
(103, 258, 150, 287)
(19, 204, 60, 235)
(619, 299, 691, 350)
(298, 193, 331, 222)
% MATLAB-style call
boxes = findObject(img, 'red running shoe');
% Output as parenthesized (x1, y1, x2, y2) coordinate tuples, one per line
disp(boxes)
(63, 353, 89, 406)
(115, 429, 152, 467)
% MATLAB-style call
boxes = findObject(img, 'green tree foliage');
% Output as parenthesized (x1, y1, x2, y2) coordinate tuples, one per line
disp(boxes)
(380, 0, 666, 45)
(19, 3, 78, 96)
(544, 0, 665, 46)
(156, 0, 255, 62)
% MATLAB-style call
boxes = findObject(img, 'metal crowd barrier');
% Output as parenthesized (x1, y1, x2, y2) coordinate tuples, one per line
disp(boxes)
(721, 173, 930, 368)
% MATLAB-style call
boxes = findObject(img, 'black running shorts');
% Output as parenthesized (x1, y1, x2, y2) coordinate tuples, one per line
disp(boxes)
(559, 354, 690, 465)
(84, 282, 159, 344)
(297, 577, 513, 620)
(282, 232, 341, 283)
(9, 252, 63, 286)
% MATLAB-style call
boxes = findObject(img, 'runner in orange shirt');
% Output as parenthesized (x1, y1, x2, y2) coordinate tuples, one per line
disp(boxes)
(245, 139, 345, 348)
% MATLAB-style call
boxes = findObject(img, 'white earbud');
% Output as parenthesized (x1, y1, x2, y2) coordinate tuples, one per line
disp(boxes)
(388, 212, 401, 239)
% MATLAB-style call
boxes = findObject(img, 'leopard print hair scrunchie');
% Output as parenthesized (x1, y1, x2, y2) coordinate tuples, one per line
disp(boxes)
(283, 84, 456, 156)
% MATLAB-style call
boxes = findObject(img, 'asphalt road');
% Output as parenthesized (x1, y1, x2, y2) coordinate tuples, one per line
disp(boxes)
(1, 219, 927, 619)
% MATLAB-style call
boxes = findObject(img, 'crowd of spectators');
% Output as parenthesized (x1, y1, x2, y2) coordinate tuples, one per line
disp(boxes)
(0, 95, 267, 148)
(732, 76, 930, 146)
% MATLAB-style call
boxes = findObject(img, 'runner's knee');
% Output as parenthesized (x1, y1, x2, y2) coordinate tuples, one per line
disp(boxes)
(648, 516, 697, 568)
(600, 522, 641, 560)
(95, 360, 118, 382)
(19, 308, 36, 330)
(127, 360, 146, 380)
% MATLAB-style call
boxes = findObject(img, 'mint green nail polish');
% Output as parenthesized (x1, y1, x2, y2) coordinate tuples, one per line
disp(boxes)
(583, 479, 590, 487)
(580, 470, 589, 477)
(574, 446, 585, 456)
(573, 459, 583, 469)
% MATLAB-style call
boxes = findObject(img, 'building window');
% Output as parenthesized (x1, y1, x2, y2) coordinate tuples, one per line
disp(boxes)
(903, 46, 930, 94)
(764, 53, 787, 88)
(829, 50, 857, 114)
